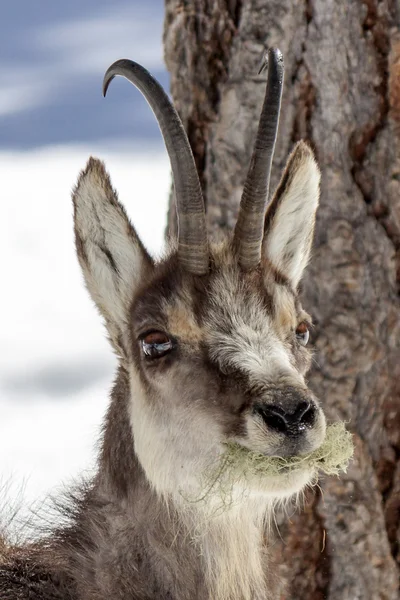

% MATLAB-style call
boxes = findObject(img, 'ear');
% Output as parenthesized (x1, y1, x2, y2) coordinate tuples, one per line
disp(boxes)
(73, 157, 153, 355)
(262, 141, 320, 288)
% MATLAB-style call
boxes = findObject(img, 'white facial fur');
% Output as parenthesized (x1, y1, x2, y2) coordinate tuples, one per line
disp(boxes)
(73, 142, 325, 509)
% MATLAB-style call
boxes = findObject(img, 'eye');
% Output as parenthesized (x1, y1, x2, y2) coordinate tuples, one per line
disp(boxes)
(295, 322, 310, 346)
(140, 331, 174, 359)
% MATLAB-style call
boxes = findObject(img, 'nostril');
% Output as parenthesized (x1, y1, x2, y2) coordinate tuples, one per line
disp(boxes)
(253, 400, 316, 435)
(254, 405, 290, 433)
(296, 401, 315, 428)
(262, 408, 288, 433)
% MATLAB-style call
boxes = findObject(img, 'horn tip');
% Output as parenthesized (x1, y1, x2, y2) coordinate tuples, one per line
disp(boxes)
(102, 59, 133, 97)
(258, 47, 283, 75)
(102, 75, 113, 97)
(269, 47, 283, 62)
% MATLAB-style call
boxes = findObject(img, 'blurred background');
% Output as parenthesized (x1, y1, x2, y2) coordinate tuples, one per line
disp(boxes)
(0, 0, 170, 525)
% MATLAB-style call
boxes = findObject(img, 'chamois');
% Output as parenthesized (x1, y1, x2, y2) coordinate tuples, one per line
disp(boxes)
(1, 49, 328, 599)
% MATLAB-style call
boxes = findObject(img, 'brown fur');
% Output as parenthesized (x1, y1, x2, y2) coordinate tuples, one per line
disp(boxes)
(0, 365, 279, 599)
(1, 122, 323, 598)
(0, 253, 320, 599)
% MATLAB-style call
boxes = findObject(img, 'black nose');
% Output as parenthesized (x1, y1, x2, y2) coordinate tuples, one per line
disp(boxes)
(254, 399, 316, 435)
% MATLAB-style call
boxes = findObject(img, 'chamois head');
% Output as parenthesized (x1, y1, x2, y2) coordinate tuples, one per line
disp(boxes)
(73, 49, 326, 506)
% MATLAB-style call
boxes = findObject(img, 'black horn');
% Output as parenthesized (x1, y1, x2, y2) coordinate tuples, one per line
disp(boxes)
(233, 48, 284, 270)
(103, 59, 209, 275)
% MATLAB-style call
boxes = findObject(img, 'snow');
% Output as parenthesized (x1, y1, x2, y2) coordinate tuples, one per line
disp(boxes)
(0, 146, 170, 524)
(0, 0, 170, 533)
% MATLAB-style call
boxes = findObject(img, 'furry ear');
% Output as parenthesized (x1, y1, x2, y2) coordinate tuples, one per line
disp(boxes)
(262, 141, 320, 288)
(73, 157, 153, 354)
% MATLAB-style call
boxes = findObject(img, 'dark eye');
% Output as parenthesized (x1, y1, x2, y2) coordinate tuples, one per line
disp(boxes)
(295, 322, 310, 346)
(141, 331, 174, 359)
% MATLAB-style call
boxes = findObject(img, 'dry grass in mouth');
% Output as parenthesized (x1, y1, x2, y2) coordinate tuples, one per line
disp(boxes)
(221, 421, 354, 479)
(183, 423, 354, 506)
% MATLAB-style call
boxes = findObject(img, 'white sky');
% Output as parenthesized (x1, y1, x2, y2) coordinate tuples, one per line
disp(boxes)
(0, 147, 170, 527)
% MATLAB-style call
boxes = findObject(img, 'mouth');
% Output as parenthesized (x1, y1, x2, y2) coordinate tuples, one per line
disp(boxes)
(189, 423, 353, 506)
(222, 422, 354, 480)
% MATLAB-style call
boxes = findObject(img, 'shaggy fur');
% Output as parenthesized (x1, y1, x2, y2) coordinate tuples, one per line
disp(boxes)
(1, 141, 327, 600)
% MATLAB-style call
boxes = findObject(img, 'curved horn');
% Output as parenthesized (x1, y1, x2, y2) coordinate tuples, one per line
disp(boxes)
(233, 48, 284, 270)
(103, 59, 209, 275)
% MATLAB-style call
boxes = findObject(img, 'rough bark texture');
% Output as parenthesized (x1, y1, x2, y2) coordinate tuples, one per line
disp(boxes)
(164, 1, 400, 598)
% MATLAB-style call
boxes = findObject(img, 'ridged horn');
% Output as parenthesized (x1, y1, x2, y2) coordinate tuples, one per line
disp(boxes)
(103, 59, 209, 275)
(233, 48, 284, 270)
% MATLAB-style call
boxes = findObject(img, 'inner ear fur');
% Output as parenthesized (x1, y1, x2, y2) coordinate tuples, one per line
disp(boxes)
(73, 157, 153, 355)
(262, 141, 320, 289)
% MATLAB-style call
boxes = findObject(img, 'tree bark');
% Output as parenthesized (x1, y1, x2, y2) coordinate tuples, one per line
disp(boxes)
(163, 1, 400, 598)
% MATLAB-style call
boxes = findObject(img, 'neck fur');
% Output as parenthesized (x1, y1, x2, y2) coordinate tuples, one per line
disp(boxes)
(88, 367, 275, 599)
(191, 502, 271, 600)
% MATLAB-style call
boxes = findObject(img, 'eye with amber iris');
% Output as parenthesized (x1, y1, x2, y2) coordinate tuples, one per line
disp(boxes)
(141, 331, 174, 359)
(295, 321, 310, 346)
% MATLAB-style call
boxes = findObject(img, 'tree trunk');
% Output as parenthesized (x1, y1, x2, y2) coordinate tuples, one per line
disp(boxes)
(163, 1, 400, 598)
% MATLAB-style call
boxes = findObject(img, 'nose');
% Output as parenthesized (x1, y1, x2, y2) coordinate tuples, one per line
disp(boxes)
(254, 398, 316, 436)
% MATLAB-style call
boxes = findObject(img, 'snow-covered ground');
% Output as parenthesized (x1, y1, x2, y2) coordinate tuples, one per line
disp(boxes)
(1, 0, 169, 533)
(0, 147, 170, 526)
